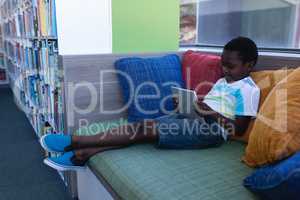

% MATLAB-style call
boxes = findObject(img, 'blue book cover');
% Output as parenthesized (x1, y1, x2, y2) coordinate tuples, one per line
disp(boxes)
(51, 0, 57, 37)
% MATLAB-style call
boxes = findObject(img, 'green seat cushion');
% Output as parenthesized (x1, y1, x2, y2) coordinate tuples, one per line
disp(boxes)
(75, 119, 257, 200)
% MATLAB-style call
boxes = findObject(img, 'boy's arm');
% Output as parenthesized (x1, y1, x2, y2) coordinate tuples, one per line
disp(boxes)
(195, 101, 251, 136)
(230, 116, 252, 136)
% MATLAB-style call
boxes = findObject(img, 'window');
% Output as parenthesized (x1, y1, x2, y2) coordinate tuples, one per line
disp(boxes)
(180, 0, 300, 50)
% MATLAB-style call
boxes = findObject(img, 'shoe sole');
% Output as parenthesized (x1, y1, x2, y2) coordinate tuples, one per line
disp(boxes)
(39, 134, 64, 153)
(43, 158, 86, 171)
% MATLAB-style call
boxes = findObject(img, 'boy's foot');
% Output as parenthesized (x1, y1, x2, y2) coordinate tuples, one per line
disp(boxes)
(43, 151, 86, 171)
(40, 134, 72, 153)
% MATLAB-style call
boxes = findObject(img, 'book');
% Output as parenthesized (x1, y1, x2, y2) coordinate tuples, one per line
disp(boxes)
(0, 68, 6, 81)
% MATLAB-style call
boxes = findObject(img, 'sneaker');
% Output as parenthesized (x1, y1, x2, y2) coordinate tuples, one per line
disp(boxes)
(43, 151, 86, 171)
(40, 134, 72, 153)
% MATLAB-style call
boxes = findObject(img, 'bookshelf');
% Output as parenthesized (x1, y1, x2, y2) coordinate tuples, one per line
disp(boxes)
(1, 0, 180, 198)
(0, 0, 64, 137)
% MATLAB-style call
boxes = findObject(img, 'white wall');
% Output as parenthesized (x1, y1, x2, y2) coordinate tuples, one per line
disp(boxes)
(55, 0, 112, 55)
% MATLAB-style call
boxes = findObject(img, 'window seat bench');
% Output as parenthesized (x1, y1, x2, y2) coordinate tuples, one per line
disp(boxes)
(75, 120, 257, 200)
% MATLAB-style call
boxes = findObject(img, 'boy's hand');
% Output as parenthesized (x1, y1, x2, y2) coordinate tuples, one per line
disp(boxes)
(172, 96, 179, 111)
(194, 100, 211, 115)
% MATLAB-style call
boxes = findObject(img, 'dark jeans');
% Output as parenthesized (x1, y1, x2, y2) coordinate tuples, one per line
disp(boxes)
(155, 114, 225, 149)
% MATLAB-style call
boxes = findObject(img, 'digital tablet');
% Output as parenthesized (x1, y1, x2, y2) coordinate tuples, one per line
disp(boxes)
(171, 87, 198, 118)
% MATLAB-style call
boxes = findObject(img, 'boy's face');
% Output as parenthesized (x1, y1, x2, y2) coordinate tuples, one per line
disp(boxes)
(221, 50, 253, 83)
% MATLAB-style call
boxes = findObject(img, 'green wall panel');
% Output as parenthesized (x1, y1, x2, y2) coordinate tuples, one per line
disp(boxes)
(112, 0, 179, 53)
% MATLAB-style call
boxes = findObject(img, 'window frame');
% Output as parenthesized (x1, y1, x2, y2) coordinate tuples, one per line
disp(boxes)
(180, 44, 300, 55)
(180, 1, 300, 54)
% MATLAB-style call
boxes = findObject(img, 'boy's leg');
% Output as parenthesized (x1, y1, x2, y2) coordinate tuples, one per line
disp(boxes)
(43, 115, 225, 169)
(69, 115, 186, 165)
(69, 120, 158, 150)
(71, 146, 123, 166)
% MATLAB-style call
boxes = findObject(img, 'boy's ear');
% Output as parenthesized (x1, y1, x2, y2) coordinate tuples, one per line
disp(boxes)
(246, 61, 255, 72)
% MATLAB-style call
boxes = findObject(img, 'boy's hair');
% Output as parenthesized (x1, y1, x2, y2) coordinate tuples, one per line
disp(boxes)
(224, 36, 258, 65)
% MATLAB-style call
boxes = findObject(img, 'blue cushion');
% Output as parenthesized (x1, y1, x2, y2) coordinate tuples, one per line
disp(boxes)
(115, 54, 184, 122)
(244, 152, 300, 200)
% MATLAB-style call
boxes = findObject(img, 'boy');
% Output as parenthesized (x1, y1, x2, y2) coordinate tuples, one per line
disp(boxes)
(41, 37, 260, 171)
